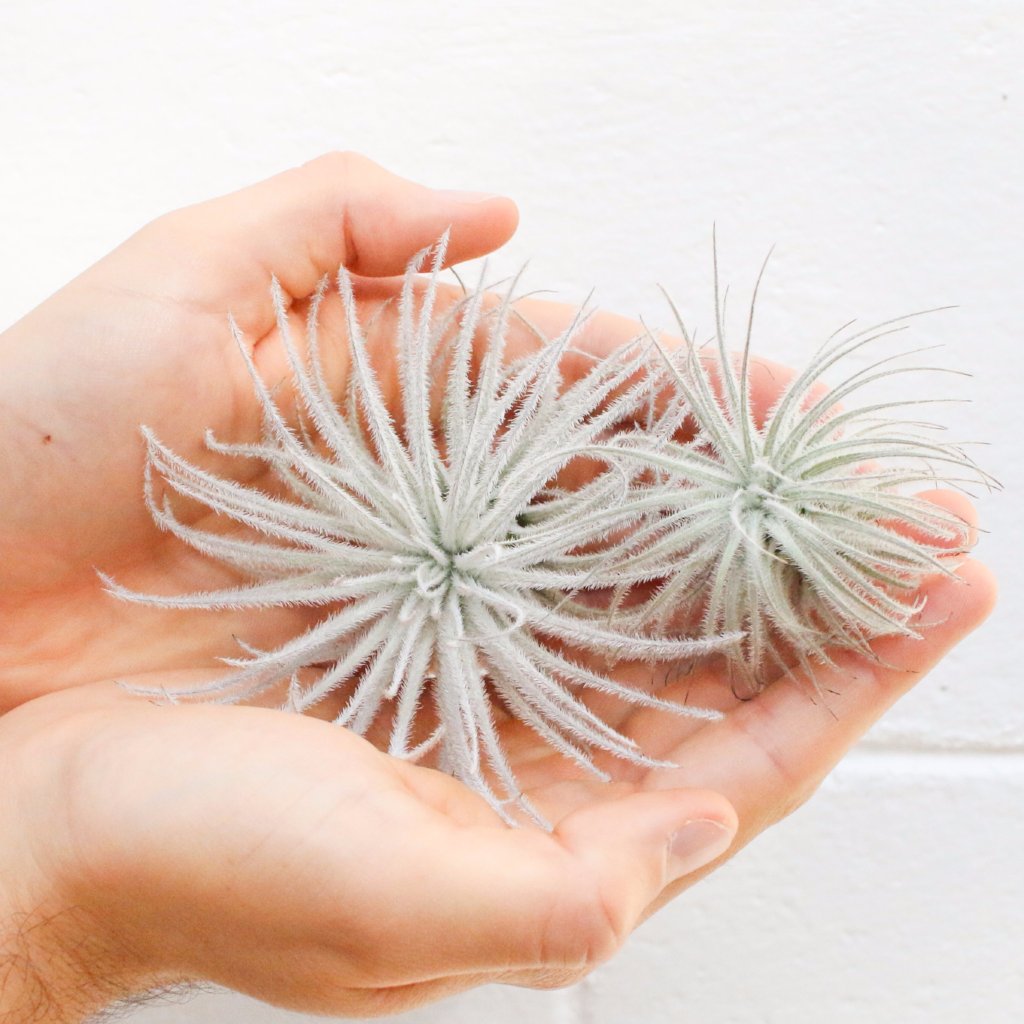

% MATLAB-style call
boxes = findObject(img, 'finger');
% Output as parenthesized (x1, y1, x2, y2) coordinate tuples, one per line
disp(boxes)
(506, 300, 650, 361)
(504, 300, 805, 440)
(644, 559, 997, 836)
(889, 487, 978, 553)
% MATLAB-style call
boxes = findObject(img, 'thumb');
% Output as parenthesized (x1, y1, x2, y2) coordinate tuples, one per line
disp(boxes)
(420, 788, 737, 983)
(133, 151, 518, 304)
(551, 788, 738, 959)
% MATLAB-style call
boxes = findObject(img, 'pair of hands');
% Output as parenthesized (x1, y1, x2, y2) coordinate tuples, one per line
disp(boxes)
(0, 153, 996, 1021)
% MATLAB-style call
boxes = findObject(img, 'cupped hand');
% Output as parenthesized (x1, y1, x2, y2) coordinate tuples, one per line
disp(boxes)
(0, 152, 518, 708)
(0, 154, 998, 1022)
(0, 557, 993, 1021)
(0, 680, 737, 1019)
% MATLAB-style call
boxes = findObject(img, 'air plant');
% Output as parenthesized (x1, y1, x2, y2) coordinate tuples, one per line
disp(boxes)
(603, 252, 985, 692)
(103, 237, 737, 825)
(105, 236, 987, 821)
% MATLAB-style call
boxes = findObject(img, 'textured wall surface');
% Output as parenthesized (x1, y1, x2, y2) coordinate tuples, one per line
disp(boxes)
(1, 2, 1021, 1021)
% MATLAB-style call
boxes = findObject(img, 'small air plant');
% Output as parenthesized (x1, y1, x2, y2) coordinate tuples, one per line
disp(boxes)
(104, 237, 737, 825)
(605, 251, 985, 693)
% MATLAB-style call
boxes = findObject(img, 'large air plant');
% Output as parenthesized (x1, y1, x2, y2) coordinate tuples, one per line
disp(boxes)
(104, 239, 736, 824)
(604, 255, 985, 692)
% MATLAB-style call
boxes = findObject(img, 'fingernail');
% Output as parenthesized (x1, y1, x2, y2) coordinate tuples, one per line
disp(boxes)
(666, 819, 734, 882)
(433, 188, 504, 204)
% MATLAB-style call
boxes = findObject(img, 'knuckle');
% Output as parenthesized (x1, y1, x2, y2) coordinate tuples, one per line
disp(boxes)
(305, 150, 372, 180)
(535, 868, 630, 977)
(731, 709, 810, 824)
(138, 206, 187, 241)
(137, 203, 213, 253)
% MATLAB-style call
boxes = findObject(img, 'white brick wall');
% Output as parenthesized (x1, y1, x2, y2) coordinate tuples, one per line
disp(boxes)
(2, 2, 1020, 1021)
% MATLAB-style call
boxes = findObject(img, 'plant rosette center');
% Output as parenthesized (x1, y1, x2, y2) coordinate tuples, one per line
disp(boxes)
(404, 542, 503, 616)
(733, 456, 786, 515)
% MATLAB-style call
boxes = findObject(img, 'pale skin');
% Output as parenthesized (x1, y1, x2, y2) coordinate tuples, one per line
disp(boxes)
(0, 153, 997, 1022)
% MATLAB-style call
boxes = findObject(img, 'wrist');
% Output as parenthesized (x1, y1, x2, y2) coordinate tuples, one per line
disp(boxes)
(0, 697, 163, 1021)
(0, 841, 188, 1024)
(0, 901, 120, 1023)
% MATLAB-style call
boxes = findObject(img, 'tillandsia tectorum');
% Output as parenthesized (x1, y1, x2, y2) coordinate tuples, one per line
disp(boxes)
(603, 251, 988, 693)
(105, 237, 988, 822)
(103, 237, 737, 825)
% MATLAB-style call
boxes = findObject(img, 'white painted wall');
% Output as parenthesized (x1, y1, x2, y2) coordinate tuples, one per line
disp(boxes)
(2, 2, 1021, 1021)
